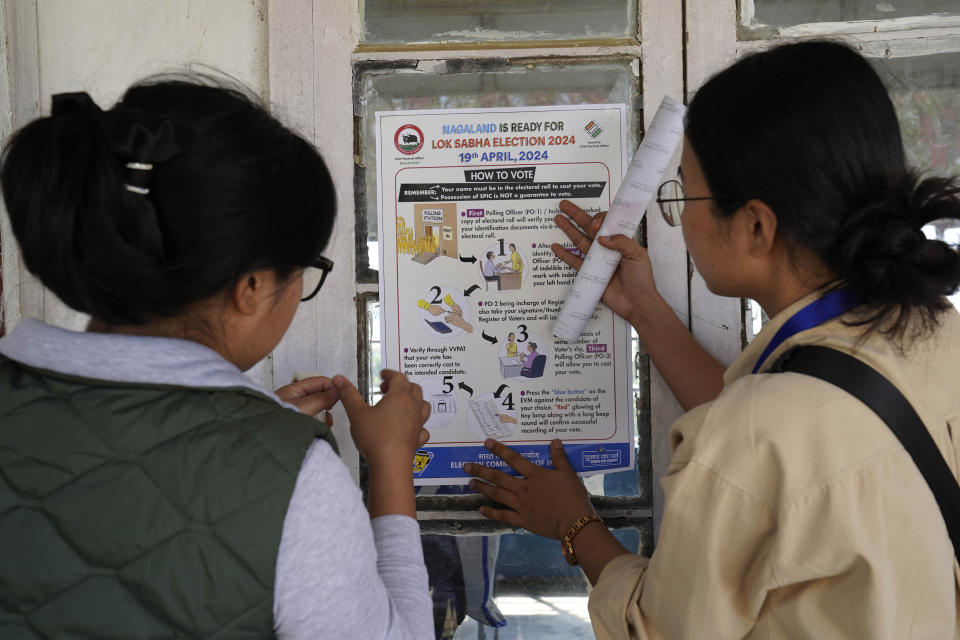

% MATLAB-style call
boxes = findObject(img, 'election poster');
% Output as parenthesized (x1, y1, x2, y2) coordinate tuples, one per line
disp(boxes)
(375, 104, 635, 485)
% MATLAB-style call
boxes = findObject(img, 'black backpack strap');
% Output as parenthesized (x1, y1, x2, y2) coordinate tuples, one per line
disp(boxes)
(772, 345, 960, 562)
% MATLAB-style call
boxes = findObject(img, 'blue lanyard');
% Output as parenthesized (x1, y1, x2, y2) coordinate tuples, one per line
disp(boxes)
(752, 287, 860, 374)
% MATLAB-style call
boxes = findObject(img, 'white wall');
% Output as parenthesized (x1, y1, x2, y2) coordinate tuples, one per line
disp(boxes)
(2, 0, 268, 332)
(37, 0, 268, 107)
(1, 0, 360, 475)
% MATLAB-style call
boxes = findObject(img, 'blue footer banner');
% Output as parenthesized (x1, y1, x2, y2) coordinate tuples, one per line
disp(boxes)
(413, 442, 632, 483)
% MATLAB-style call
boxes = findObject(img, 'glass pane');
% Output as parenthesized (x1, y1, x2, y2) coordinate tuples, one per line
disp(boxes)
(744, 299, 768, 344)
(362, 0, 638, 44)
(366, 296, 384, 403)
(923, 224, 960, 311)
(748, 0, 959, 29)
(877, 52, 960, 176)
(744, 50, 960, 333)
(878, 52, 960, 312)
(356, 61, 639, 280)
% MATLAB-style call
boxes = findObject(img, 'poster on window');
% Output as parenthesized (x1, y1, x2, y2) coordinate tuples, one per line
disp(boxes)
(375, 104, 634, 485)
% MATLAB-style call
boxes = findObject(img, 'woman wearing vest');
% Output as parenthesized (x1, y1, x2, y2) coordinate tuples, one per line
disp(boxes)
(465, 41, 960, 638)
(0, 78, 432, 638)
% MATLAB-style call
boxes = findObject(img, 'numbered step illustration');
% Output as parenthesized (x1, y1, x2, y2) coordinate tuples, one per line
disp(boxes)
(486, 325, 549, 381)
(466, 390, 518, 441)
(415, 375, 461, 430)
(414, 285, 473, 337)
(477, 238, 528, 292)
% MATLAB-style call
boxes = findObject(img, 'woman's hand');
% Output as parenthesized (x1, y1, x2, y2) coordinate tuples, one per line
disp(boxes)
(333, 370, 430, 469)
(465, 439, 596, 540)
(334, 371, 430, 519)
(552, 199, 660, 326)
(276, 376, 339, 425)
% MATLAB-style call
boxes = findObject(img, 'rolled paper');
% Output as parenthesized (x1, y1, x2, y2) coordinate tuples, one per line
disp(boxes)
(553, 96, 686, 342)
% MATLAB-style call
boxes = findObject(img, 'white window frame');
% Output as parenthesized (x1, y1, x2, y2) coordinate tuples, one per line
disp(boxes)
(268, 0, 690, 536)
(686, 4, 960, 348)
(684, 0, 960, 361)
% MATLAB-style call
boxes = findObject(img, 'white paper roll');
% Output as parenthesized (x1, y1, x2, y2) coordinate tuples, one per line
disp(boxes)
(553, 96, 686, 342)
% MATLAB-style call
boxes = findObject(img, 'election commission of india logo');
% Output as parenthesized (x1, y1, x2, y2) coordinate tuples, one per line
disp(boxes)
(584, 120, 603, 138)
(395, 124, 425, 155)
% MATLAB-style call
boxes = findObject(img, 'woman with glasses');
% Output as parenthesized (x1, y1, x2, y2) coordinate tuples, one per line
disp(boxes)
(465, 41, 960, 638)
(0, 78, 431, 639)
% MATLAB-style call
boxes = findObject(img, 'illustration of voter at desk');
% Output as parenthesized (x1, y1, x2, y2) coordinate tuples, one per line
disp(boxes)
(520, 342, 544, 378)
(479, 242, 525, 292)
(498, 340, 546, 380)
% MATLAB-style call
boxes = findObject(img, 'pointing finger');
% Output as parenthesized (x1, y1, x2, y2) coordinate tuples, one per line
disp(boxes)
(483, 439, 541, 476)
(549, 439, 574, 472)
(464, 461, 523, 492)
(551, 243, 584, 272)
(554, 213, 595, 256)
(332, 375, 368, 419)
(558, 200, 606, 238)
(588, 210, 608, 236)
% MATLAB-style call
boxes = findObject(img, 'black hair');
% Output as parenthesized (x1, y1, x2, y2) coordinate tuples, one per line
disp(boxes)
(1, 75, 336, 325)
(486, 251, 494, 259)
(685, 40, 960, 342)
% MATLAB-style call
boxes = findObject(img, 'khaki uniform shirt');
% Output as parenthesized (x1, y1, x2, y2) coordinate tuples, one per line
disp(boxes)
(589, 294, 960, 639)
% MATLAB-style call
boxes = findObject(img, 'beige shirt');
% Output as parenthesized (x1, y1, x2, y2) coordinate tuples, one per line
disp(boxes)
(589, 294, 960, 639)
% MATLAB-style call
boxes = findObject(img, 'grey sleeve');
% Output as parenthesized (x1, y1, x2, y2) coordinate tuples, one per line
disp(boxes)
(273, 440, 432, 639)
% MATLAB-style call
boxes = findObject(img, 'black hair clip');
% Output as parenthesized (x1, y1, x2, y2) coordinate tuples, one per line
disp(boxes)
(50, 91, 196, 262)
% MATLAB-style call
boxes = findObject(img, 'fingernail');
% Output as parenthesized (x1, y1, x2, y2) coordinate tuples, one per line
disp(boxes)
(463, 463, 472, 473)
(552, 439, 562, 448)
(468, 479, 477, 489)
(478, 506, 487, 516)
(484, 439, 495, 449)
(332, 376, 344, 388)
(598, 235, 611, 242)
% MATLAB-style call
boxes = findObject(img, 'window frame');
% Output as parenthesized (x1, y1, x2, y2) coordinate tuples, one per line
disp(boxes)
(266, 0, 687, 536)
(699, 1, 960, 340)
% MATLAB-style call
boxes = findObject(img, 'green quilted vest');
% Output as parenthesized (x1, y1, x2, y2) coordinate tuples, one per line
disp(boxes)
(0, 354, 337, 639)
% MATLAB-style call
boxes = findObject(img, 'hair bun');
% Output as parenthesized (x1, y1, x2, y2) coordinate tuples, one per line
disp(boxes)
(831, 176, 960, 336)
(51, 92, 104, 119)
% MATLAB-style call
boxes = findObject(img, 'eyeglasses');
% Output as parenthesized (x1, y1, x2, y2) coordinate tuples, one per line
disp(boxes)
(301, 255, 334, 302)
(655, 179, 745, 227)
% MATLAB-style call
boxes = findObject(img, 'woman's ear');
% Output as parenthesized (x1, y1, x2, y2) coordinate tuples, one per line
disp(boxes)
(232, 269, 271, 315)
(738, 199, 778, 258)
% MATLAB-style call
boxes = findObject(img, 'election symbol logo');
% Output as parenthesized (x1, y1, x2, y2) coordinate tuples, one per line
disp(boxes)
(395, 124, 425, 155)
(584, 120, 604, 138)
(412, 449, 434, 474)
